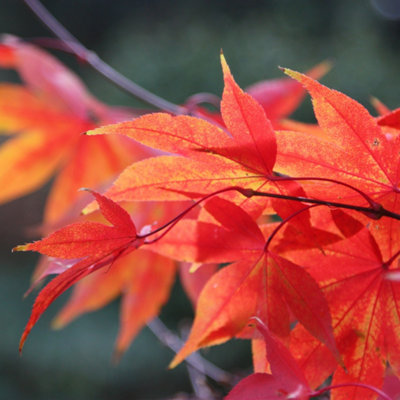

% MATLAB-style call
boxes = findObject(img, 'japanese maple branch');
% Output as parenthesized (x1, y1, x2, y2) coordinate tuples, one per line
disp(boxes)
(147, 317, 237, 385)
(186, 363, 216, 400)
(179, 325, 220, 399)
(138, 185, 400, 248)
(23, 0, 186, 114)
(242, 188, 400, 221)
(271, 174, 379, 209)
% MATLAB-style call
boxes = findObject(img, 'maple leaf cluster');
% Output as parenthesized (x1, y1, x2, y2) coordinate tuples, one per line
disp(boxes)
(2, 34, 400, 399)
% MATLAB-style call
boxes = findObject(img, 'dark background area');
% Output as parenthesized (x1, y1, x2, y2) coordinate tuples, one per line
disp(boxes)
(1, 1, 400, 399)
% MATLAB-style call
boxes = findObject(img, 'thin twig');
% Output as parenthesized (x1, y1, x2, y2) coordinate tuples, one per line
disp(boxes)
(23, 0, 186, 114)
(147, 317, 238, 385)
(271, 173, 380, 209)
(179, 324, 219, 400)
(264, 204, 317, 251)
(184, 93, 221, 111)
(186, 364, 217, 400)
(243, 188, 400, 221)
(312, 382, 392, 400)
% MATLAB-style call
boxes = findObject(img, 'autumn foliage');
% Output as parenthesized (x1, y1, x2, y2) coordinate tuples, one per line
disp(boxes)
(3, 29, 400, 399)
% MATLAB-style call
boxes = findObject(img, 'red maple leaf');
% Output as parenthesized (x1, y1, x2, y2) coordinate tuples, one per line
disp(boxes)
(14, 191, 142, 351)
(275, 69, 400, 216)
(150, 197, 339, 368)
(226, 318, 312, 400)
(286, 214, 400, 399)
(227, 318, 391, 400)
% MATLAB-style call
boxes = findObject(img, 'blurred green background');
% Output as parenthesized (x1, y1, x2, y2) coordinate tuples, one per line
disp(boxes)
(1, 0, 400, 399)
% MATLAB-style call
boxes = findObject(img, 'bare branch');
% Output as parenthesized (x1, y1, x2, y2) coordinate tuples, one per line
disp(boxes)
(23, 0, 186, 114)
(147, 317, 239, 385)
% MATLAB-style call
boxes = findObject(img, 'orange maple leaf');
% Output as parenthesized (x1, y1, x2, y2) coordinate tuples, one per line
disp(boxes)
(53, 249, 176, 361)
(0, 37, 149, 226)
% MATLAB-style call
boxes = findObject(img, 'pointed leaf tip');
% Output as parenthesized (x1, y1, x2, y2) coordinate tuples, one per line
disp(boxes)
(168, 356, 179, 370)
(19, 332, 28, 354)
(282, 67, 301, 80)
(85, 128, 97, 136)
(12, 244, 29, 252)
(220, 52, 230, 76)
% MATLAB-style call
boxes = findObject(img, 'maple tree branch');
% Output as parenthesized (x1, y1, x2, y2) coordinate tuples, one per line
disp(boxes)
(242, 188, 400, 221)
(147, 317, 237, 385)
(186, 364, 216, 400)
(271, 174, 380, 209)
(23, 0, 186, 114)
(139, 183, 400, 248)
(179, 325, 218, 400)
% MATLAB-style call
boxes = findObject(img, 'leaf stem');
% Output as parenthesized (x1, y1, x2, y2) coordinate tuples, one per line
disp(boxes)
(311, 382, 392, 400)
(383, 248, 400, 269)
(140, 186, 244, 244)
(23, 0, 186, 115)
(264, 204, 317, 252)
